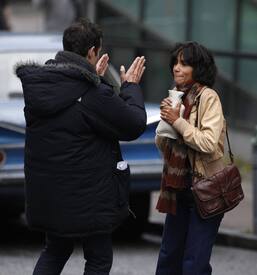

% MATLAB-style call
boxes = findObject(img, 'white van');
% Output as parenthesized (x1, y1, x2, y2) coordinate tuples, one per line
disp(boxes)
(0, 33, 62, 99)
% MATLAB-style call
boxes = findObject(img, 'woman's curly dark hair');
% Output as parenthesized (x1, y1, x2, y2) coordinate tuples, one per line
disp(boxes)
(169, 41, 217, 87)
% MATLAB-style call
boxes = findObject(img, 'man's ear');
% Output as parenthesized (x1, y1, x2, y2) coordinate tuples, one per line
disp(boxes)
(87, 46, 96, 60)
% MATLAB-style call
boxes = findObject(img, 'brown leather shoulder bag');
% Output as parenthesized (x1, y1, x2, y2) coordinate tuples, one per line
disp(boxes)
(191, 98, 244, 219)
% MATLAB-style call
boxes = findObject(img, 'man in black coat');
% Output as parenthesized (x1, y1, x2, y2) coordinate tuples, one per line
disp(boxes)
(16, 19, 146, 275)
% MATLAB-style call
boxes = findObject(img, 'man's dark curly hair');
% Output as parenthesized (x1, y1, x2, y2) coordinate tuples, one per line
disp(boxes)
(169, 41, 217, 87)
(63, 18, 103, 57)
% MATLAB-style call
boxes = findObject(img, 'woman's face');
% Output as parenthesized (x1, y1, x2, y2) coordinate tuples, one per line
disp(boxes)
(173, 53, 194, 87)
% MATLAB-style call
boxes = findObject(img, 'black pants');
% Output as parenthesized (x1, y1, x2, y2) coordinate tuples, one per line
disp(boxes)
(33, 233, 113, 275)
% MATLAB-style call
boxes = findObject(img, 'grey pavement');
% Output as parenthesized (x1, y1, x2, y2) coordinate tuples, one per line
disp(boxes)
(0, 236, 257, 275)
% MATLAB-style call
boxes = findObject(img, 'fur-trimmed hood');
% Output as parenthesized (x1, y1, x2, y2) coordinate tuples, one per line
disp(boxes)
(15, 51, 100, 116)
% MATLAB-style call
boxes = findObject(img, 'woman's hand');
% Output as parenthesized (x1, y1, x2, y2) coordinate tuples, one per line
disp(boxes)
(160, 103, 181, 125)
(96, 54, 109, 76)
(160, 97, 172, 109)
(120, 56, 146, 84)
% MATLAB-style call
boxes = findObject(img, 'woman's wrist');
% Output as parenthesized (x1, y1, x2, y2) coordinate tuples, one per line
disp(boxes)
(171, 117, 179, 125)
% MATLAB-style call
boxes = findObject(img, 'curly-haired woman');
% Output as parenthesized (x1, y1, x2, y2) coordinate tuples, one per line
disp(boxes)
(155, 41, 226, 275)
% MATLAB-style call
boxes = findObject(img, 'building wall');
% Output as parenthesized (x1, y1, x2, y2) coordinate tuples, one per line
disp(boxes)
(108, 0, 257, 97)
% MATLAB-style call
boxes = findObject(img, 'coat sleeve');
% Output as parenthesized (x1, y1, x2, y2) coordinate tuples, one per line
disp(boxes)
(80, 81, 147, 141)
(172, 90, 224, 154)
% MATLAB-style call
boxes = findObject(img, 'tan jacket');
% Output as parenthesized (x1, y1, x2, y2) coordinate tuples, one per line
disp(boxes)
(157, 86, 226, 177)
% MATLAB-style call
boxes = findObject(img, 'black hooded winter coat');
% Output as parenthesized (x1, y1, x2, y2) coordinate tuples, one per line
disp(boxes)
(16, 51, 147, 237)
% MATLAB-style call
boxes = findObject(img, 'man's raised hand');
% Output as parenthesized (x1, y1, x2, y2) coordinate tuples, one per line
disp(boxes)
(120, 56, 146, 84)
(96, 54, 109, 76)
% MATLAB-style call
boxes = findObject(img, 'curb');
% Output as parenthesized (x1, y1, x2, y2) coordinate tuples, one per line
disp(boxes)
(146, 223, 257, 251)
(216, 228, 257, 250)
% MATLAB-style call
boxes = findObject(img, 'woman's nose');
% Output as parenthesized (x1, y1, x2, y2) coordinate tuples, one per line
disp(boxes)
(174, 63, 180, 72)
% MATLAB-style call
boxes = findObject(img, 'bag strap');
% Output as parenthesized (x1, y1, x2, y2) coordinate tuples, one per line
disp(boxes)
(192, 94, 234, 179)
(192, 98, 200, 179)
(226, 128, 234, 163)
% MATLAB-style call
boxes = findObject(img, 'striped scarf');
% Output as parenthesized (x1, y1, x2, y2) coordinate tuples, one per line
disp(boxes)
(156, 83, 202, 214)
